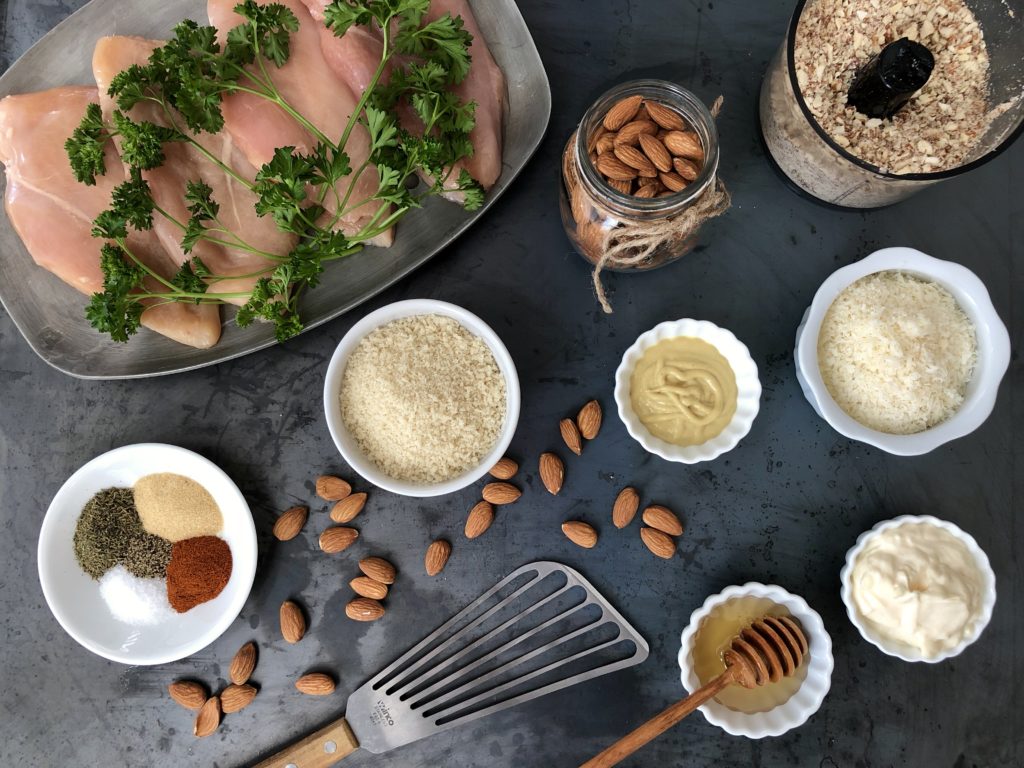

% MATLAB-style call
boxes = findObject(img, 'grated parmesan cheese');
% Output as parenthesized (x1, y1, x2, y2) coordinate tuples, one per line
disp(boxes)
(817, 271, 977, 435)
(339, 315, 506, 484)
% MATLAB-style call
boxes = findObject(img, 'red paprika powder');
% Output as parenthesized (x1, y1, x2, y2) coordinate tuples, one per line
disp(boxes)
(166, 535, 232, 612)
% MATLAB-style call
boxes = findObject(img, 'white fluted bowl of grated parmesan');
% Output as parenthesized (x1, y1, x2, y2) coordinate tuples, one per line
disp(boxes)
(795, 247, 1010, 455)
(324, 300, 520, 497)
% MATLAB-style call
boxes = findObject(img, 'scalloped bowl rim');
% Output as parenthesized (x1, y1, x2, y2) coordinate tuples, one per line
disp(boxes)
(678, 582, 833, 738)
(614, 319, 761, 464)
(323, 299, 521, 498)
(794, 247, 1011, 455)
(839, 514, 997, 663)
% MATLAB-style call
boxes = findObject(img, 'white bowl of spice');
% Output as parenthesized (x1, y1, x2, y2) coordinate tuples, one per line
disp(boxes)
(37, 444, 257, 665)
(324, 299, 520, 497)
(614, 319, 761, 464)
(794, 247, 1011, 455)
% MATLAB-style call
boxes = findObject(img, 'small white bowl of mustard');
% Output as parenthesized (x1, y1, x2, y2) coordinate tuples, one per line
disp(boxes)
(614, 319, 761, 464)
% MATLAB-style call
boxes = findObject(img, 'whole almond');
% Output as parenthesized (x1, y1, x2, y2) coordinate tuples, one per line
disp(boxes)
(295, 673, 336, 695)
(595, 133, 616, 155)
(345, 597, 386, 621)
(613, 144, 657, 177)
(220, 683, 257, 714)
(645, 100, 687, 131)
(319, 526, 359, 554)
(272, 505, 308, 542)
(330, 492, 367, 523)
(482, 482, 521, 505)
(229, 642, 257, 686)
(425, 539, 452, 576)
(663, 130, 704, 161)
(562, 520, 598, 549)
(673, 156, 700, 181)
(280, 600, 306, 644)
(607, 177, 632, 195)
(465, 500, 495, 539)
(640, 527, 676, 559)
(350, 576, 389, 600)
(587, 124, 609, 154)
(193, 696, 221, 738)
(603, 94, 643, 130)
(539, 452, 565, 495)
(169, 680, 207, 711)
(577, 400, 602, 440)
(489, 457, 518, 480)
(634, 183, 660, 199)
(612, 487, 640, 529)
(638, 133, 673, 173)
(359, 556, 396, 585)
(613, 119, 658, 146)
(642, 504, 684, 536)
(315, 475, 351, 501)
(560, 418, 583, 456)
(659, 171, 687, 192)
(596, 153, 636, 181)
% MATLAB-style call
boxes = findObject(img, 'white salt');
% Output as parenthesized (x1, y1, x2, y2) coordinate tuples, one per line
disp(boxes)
(99, 565, 175, 626)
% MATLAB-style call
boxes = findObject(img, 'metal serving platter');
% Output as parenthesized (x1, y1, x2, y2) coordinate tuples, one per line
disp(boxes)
(0, 0, 549, 379)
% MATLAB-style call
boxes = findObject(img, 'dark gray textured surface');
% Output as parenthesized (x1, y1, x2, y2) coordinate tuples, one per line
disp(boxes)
(0, 1, 1020, 766)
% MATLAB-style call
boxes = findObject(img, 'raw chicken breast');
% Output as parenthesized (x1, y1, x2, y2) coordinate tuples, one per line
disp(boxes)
(300, 0, 504, 202)
(0, 87, 221, 349)
(208, 0, 393, 247)
(92, 36, 296, 305)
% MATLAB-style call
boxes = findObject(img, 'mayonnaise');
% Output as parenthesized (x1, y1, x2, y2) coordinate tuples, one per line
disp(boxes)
(850, 523, 984, 658)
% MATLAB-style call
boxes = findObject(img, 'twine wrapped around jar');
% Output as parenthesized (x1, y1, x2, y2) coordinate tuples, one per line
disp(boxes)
(564, 97, 732, 314)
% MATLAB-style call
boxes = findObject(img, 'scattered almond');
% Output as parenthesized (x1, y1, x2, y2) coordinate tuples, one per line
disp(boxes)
(644, 100, 687, 131)
(638, 133, 673, 173)
(614, 119, 658, 146)
(603, 94, 643, 130)
(663, 130, 704, 161)
(280, 600, 306, 644)
(613, 144, 658, 177)
(229, 642, 257, 686)
(673, 156, 700, 181)
(272, 505, 308, 541)
(295, 673, 336, 695)
(596, 153, 637, 181)
(465, 500, 495, 539)
(640, 527, 676, 559)
(350, 576, 389, 600)
(482, 482, 521, 505)
(577, 400, 602, 440)
(319, 526, 359, 554)
(562, 520, 598, 549)
(539, 452, 565, 495)
(359, 556, 396, 585)
(193, 696, 221, 738)
(612, 487, 640, 529)
(220, 683, 257, 714)
(560, 418, 583, 456)
(642, 504, 684, 536)
(659, 171, 687, 192)
(489, 457, 518, 480)
(345, 597, 386, 622)
(425, 539, 452, 576)
(330, 492, 367, 524)
(168, 680, 207, 711)
(315, 475, 351, 501)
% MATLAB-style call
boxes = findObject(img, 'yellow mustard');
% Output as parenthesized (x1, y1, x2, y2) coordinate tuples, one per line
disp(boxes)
(629, 336, 737, 447)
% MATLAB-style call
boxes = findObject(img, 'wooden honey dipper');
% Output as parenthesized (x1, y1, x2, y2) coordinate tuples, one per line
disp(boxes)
(580, 615, 809, 768)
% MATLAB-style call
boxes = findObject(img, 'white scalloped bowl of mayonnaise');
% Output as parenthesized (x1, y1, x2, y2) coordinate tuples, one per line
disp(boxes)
(840, 515, 996, 663)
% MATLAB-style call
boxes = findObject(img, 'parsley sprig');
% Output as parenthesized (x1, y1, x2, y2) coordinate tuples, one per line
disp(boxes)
(67, 0, 483, 343)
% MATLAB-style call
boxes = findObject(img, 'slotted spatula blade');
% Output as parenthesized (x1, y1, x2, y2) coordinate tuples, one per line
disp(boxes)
(256, 561, 648, 767)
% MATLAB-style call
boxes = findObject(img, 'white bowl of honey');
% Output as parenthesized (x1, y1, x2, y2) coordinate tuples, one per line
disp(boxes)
(678, 583, 833, 738)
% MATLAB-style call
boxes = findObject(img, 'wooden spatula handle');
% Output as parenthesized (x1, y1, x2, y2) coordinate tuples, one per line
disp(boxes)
(254, 716, 359, 768)
(578, 668, 737, 768)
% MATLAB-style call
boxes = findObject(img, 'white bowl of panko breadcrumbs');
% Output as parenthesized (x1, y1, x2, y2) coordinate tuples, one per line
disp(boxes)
(323, 299, 520, 497)
(794, 247, 1010, 455)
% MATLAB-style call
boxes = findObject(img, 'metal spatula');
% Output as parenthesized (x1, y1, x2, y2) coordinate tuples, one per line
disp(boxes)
(255, 561, 648, 768)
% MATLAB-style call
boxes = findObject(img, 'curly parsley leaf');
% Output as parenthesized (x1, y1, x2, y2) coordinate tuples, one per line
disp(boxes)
(65, 103, 108, 185)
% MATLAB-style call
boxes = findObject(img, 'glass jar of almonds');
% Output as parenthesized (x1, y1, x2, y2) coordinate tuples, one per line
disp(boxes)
(559, 80, 724, 278)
